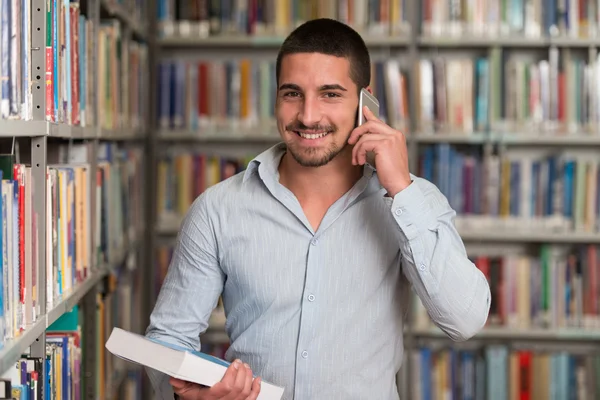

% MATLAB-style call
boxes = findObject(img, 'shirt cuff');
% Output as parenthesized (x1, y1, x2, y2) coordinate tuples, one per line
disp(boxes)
(388, 180, 436, 241)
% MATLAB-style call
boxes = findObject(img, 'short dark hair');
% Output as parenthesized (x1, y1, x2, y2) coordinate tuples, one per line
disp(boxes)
(275, 18, 371, 92)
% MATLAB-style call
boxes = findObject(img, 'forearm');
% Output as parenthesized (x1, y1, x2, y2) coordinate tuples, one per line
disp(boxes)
(144, 195, 225, 397)
(388, 177, 491, 341)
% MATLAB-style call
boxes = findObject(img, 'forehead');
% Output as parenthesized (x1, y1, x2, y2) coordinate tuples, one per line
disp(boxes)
(278, 52, 353, 87)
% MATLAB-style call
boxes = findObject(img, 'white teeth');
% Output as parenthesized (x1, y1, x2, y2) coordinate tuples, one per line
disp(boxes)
(297, 132, 328, 139)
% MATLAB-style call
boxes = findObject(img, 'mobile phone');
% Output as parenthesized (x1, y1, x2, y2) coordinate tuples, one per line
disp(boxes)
(357, 88, 380, 126)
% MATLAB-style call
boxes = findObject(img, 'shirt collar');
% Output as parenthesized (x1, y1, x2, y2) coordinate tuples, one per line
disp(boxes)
(243, 143, 378, 183)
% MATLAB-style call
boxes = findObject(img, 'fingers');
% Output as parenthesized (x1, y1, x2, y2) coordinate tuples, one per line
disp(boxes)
(240, 364, 254, 399)
(212, 359, 259, 400)
(351, 135, 389, 165)
(229, 362, 250, 399)
(245, 377, 262, 400)
(348, 116, 398, 145)
(208, 359, 242, 398)
(347, 120, 379, 145)
(169, 377, 195, 395)
(362, 105, 380, 122)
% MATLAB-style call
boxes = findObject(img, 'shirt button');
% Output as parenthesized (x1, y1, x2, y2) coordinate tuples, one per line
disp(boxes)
(419, 263, 426, 271)
(311, 238, 318, 245)
(395, 208, 403, 216)
(301, 351, 308, 358)
(308, 294, 315, 302)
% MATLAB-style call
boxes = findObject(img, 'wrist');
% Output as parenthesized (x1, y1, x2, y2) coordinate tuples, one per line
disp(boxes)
(386, 178, 412, 198)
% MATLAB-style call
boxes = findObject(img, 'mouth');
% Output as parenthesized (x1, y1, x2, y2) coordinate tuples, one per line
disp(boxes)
(293, 130, 331, 140)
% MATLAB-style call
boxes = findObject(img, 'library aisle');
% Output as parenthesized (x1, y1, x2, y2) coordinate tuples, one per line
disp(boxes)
(149, 1, 600, 400)
(0, 0, 148, 398)
(6, 0, 600, 399)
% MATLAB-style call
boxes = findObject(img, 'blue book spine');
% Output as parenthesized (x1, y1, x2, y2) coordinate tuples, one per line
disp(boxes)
(420, 348, 431, 400)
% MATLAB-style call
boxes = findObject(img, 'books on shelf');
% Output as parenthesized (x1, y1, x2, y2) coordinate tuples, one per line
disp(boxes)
(106, 327, 285, 400)
(1, 0, 148, 138)
(410, 344, 600, 399)
(0, 161, 41, 343)
(413, 244, 600, 332)
(157, 58, 409, 134)
(156, 151, 249, 226)
(417, 143, 600, 234)
(421, 0, 599, 39)
(0, 141, 143, 350)
(416, 48, 600, 137)
(96, 143, 144, 267)
(98, 18, 148, 134)
(0, 0, 32, 121)
(157, 0, 410, 38)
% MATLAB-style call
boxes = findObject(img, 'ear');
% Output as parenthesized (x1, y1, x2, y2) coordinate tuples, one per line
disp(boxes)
(365, 86, 373, 95)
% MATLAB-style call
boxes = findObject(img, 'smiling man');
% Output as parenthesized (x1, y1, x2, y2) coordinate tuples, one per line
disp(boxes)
(145, 18, 491, 400)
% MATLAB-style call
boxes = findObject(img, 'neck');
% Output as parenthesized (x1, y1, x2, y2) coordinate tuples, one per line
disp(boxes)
(278, 147, 363, 203)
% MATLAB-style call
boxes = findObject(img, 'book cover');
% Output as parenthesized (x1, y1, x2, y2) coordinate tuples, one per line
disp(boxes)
(105, 327, 284, 400)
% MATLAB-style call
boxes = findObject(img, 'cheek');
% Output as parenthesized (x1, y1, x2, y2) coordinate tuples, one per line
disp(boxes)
(276, 100, 299, 118)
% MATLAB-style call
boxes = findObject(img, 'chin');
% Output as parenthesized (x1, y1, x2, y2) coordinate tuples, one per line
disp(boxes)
(286, 134, 348, 168)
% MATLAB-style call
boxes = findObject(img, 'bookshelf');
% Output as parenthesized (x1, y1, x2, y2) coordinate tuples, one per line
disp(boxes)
(148, 0, 600, 399)
(0, 0, 148, 398)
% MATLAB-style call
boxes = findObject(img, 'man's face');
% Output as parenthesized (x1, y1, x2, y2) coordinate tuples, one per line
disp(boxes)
(275, 52, 359, 168)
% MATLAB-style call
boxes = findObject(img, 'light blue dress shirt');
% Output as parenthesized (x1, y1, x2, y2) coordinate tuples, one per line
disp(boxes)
(145, 142, 491, 400)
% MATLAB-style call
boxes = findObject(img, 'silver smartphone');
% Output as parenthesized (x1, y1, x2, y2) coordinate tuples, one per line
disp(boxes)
(357, 88, 380, 126)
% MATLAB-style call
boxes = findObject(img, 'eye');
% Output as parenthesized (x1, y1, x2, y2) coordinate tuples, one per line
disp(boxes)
(324, 92, 341, 98)
(283, 91, 301, 98)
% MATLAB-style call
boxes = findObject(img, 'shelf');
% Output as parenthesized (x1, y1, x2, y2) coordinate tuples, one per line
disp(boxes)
(0, 317, 47, 375)
(418, 35, 600, 48)
(411, 133, 489, 144)
(158, 34, 410, 48)
(0, 120, 52, 137)
(457, 228, 600, 243)
(0, 238, 134, 376)
(411, 327, 600, 341)
(47, 271, 109, 326)
(412, 132, 600, 146)
(418, 35, 549, 47)
(0, 120, 136, 139)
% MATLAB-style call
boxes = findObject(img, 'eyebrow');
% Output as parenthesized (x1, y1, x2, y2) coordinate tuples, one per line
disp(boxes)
(278, 83, 348, 92)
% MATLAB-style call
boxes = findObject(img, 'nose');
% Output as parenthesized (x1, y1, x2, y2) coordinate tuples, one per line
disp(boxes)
(297, 94, 322, 127)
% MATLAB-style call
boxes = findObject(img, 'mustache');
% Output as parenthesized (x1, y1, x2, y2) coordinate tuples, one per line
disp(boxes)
(285, 121, 336, 132)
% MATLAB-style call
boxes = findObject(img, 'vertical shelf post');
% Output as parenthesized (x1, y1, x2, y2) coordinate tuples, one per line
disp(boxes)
(31, 0, 47, 122)
(30, 2, 49, 398)
(30, 135, 47, 395)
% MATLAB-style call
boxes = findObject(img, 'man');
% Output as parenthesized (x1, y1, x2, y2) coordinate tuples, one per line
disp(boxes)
(146, 18, 491, 400)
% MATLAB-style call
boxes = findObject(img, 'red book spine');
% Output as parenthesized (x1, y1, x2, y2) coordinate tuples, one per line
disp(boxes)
(519, 351, 532, 400)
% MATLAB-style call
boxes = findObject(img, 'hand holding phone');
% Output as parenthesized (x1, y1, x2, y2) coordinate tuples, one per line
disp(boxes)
(357, 88, 380, 127)
(348, 88, 412, 197)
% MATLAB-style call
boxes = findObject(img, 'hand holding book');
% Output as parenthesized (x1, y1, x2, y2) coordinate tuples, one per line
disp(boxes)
(170, 359, 262, 400)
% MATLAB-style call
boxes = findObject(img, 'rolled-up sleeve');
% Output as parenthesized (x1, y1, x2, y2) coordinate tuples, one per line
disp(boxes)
(388, 175, 491, 341)
(145, 193, 225, 398)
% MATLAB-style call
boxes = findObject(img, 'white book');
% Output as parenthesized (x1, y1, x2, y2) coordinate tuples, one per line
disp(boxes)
(105, 327, 285, 400)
